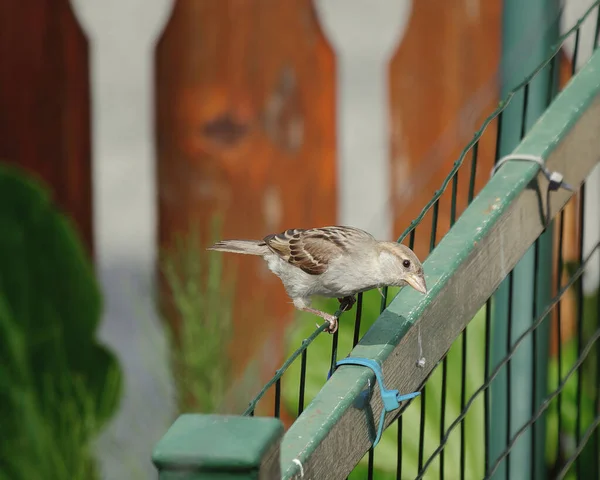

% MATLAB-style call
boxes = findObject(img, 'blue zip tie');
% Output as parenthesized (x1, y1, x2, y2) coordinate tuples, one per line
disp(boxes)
(328, 357, 420, 448)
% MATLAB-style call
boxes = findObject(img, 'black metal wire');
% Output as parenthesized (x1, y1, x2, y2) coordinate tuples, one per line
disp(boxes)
(520, 83, 530, 139)
(504, 272, 514, 480)
(467, 141, 479, 204)
(367, 447, 374, 480)
(520, 80, 538, 480)
(450, 172, 459, 226)
(330, 329, 339, 378)
(397, 416, 403, 479)
(274, 378, 281, 418)
(298, 349, 307, 416)
(417, 201, 440, 475)
(380, 287, 389, 314)
(409, 229, 416, 250)
(430, 199, 440, 252)
(545, 43, 562, 470)
(595, 4, 600, 49)
(494, 111, 504, 162)
(353, 293, 363, 347)
(418, 376, 427, 472)
(596, 240, 600, 477)
(547, 54, 557, 107)
(531, 239, 540, 480)
(460, 327, 468, 480)
(572, 28, 581, 76)
(484, 299, 492, 475)
(440, 357, 447, 480)
(396, 229, 416, 480)
(490, 81, 505, 477)
(556, 210, 565, 468)
(575, 184, 586, 479)
(438, 173, 459, 480)
(464, 138, 479, 479)
(460, 145, 478, 480)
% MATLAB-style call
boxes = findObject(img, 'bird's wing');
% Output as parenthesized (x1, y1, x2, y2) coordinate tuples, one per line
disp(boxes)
(263, 226, 374, 275)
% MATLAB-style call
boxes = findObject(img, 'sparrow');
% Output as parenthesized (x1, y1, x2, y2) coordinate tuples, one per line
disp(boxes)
(207, 226, 427, 334)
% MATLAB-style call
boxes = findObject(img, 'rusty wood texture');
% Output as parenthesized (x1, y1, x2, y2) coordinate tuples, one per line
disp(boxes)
(155, 0, 336, 414)
(0, 0, 93, 253)
(389, 0, 502, 260)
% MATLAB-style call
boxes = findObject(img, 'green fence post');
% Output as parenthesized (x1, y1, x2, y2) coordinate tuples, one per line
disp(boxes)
(489, 1, 559, 479)
(152, 414, 284, 479)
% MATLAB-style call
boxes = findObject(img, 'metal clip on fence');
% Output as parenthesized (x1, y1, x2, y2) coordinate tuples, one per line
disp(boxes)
(330, 357, 420, 447)
(491, 154, 574, 225)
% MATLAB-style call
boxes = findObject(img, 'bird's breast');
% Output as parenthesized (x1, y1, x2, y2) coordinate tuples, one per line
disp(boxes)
(264, 254, 318, 298)
(263, 253, 382, 300)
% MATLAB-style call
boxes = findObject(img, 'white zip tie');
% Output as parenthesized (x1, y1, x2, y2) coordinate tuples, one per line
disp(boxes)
(491, 154, 574, 226)
(416, 323, 426, 368)
(292, 458, 304, 478)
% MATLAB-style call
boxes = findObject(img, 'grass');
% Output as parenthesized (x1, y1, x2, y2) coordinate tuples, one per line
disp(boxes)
(159, 221, 234, 414)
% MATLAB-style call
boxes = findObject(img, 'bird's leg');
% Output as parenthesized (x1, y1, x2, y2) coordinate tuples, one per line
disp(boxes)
(293, 297, 339, 334)
(337, 295, 356, 312)
(297, 306, 338, 334)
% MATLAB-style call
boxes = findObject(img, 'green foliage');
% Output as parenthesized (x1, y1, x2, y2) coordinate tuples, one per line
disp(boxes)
(0, 164, 123, 479)
(282, 291, 487, 479)
(160, 221, 234, 414)
(545, 286, 600, 479)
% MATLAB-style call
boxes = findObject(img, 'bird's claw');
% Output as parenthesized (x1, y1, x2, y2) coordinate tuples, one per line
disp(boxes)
(324, 315, 338, 334)
(337, 295, 356, 312)
(317, 316, 339, 334)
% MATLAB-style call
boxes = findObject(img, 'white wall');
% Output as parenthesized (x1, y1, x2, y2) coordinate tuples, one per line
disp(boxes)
(69, 1, 174, 478)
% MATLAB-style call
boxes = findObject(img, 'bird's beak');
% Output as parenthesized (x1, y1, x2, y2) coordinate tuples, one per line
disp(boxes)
(406, 273, 428, 294)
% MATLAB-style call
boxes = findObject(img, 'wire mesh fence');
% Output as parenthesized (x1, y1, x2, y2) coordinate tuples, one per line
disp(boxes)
(153, 3, 600, 480)
(233, 4, 600, 479)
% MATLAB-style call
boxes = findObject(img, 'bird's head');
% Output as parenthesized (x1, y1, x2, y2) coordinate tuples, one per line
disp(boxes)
(378, 242, 427, 294)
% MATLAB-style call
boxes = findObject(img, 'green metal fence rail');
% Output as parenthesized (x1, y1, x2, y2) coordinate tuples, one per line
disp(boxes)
(153, 4, 600, 479)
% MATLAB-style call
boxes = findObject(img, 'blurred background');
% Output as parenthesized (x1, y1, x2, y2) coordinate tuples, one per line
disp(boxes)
(1, 0, 599, 479)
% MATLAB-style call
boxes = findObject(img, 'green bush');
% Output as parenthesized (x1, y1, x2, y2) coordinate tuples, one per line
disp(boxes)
(0, 164, 122, 479)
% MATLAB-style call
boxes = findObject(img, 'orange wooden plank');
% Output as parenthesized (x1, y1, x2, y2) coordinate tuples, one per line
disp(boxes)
(389, 0, 502, 258)
(0, 1, 93, 253)
(156, 0, 336, 413)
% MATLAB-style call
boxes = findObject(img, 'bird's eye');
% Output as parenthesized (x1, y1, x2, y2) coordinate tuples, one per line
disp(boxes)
(402, 259, 411, 268)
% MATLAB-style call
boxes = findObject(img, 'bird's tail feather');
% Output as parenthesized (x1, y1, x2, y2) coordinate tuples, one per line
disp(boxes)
(207, 239, 268, 256)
